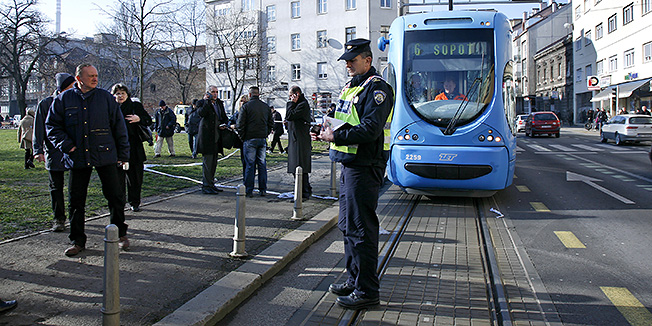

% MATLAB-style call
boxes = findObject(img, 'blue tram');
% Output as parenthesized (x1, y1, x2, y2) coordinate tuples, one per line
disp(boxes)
(378, 10, 517, 197)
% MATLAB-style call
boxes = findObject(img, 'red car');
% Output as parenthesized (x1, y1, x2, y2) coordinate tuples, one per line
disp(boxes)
(525, 112, 561, 138)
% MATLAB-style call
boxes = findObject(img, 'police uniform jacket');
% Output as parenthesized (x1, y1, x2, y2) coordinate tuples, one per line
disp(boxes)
(332, 66, 393, 167)
(33, 95, 66, 171)
(286, 94, 312, 173)
(196, 98, 228, 155)
(46, 85, 130, 169)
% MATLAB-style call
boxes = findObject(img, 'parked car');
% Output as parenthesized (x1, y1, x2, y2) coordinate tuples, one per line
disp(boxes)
(174, 104, 191, 133)
(514, 114, 528, 132)
(600, 114, 652, 145)
(524, 112, 560, 138)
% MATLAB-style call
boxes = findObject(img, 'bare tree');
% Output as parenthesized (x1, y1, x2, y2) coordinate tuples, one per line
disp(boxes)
(0, 0, 59, 116)
(207, 7, 262, 112)
(153, 0, 206, 104)
(100, 0, 172, 98)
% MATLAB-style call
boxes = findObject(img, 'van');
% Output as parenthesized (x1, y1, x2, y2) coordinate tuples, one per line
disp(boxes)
(174, 105, 191, 133)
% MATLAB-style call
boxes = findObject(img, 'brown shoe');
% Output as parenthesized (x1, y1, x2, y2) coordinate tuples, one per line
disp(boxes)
(119, 236, 130, 250)
(64, 244, 84, 257)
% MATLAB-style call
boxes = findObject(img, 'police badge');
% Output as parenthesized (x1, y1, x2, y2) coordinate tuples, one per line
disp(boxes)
(373, 90, 386, 105)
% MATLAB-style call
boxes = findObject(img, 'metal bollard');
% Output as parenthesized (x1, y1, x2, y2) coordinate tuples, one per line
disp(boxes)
(330, 161, 338, 198)
(102, 224, 120, 326)
(230, 184, 248, 258)
(292, 166, 304, 220)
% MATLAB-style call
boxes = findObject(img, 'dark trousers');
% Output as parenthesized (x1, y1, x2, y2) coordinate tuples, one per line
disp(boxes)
(24, 148, 33, 167)
(120, 161, 144, 207)
(338, 164, 384, 299)
(68, 165, 127, 247)
(270, 133, 283, 153)
(48, 170, 66, 223)
(202, 152, 218, 189)
(188, 133, 198, 157)
(292, 172, 312, 198)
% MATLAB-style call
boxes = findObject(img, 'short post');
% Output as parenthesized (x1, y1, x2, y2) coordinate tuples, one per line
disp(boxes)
(230, 184, 248, 258)
(292, 166, 304, 220)
(102, 224, 120, 326)
(330, 161, 338, 198)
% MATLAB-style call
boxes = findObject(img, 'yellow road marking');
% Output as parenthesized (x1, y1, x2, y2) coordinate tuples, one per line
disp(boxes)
(516, 185, 530, 192)
(530, 202, 550, 212)
(601, 287, 652, 326)
(553, 231, 586, 248)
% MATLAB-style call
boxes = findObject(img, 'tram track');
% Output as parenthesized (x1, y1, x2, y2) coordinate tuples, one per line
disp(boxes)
(337, 195, 513, 326)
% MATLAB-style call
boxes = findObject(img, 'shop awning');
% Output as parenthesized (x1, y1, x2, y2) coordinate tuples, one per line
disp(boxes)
(590, 86, 614, 102)
(618, 78, 652, 98)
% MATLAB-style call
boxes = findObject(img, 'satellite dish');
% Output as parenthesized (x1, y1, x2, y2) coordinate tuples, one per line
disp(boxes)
(328, 38, 343, 49)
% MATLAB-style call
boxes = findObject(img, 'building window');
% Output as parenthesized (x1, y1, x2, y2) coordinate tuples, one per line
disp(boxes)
(575, 37, 582, 51)
(522, 58, 527, 75)
(318, 62, 328, 79)
(609, 55, 617, 72)
(585, 30, 592, 45)
(644, 0, 652, 15)
(608, 14, 617, 33)
(291, 64, 301, 80)
(291, 33, 301, 50)
(558, 62, 563, 78)
(596, 59, 604, 75)
(380, 25, 389, 39)
(543, 68, 547, 83)
(318, 0, 327, 14)
(584, 0, 590, 12)
(266, 5, 276, 21)
(585, 64, 592, 79)
(576, 68, 582, 83)
(644, 42, 652, 63)
(345, 27, 356, 42)
(550, 63, 555, 80)
(624, 49, 634, 68)
(268, 66, 276, 82)
(241, 0, 254, 11)
(317, 30, 328, 48)
(596, 23, 603, 39)
(381, 0, 391, 8)
(215, 59, 228, 73)
(623, 3, 634, 25)
(291, 1, 300, 18)
(346, 0, 356, 10)
(575, 6, 581, 20)
(267, 36, 276, 53)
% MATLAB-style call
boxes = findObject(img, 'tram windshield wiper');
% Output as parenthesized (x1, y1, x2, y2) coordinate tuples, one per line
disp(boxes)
(442, 77, 481, 135)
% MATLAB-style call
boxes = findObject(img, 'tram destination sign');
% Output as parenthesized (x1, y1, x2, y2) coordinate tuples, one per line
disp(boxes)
(410, 42, 488, 57)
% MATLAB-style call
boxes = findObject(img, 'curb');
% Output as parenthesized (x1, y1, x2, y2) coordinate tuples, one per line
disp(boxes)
(154, 205, 340, 326)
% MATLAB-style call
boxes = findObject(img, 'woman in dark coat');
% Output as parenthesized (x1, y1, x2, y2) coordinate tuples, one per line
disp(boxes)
(112, 84, 152, 211)
(285, 86, 312, 199)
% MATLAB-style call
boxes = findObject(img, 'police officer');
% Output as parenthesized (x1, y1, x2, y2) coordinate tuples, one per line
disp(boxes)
(316, 38, 393, 310)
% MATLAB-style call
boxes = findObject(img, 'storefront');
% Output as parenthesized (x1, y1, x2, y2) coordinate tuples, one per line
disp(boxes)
(590, 78, 652, 116)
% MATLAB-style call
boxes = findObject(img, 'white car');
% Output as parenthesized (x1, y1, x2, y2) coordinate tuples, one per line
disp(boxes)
(514, 114, 528, 132)
(600, 114, 652, 145)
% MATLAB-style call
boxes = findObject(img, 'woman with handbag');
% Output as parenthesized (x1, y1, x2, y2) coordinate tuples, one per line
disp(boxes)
(111, 84, 152, 212)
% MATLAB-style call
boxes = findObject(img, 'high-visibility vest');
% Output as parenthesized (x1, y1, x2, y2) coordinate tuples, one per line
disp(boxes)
(330, 75, 393, 163)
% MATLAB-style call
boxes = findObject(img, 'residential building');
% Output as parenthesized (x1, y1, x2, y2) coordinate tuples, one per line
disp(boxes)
(573, 0, 652, 118)
(534, 34, 574, 124)
(205, 0, 397, 114)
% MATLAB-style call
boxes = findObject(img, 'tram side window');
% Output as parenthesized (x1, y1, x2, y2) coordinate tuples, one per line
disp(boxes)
(503, 61, 516, 134)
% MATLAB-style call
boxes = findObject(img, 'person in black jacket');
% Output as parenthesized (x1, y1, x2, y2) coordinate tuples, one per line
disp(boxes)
(236, 86, 274, 197)
(153, 100, 176, 157)
(286, 86, 312, 200)
(197, 86, 228, 194)
(112, 84, 152, 212)
(33, 72, 75, 232)
(185, 99, 201, 158)
(46, 64, 131, 256)
(269, 106, 284, 153)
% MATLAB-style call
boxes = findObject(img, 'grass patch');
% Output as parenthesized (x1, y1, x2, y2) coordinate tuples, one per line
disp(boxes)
(0, 129, 328, 240)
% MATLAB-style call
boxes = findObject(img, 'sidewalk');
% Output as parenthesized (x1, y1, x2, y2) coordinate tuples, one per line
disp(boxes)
(0, 154, 339, 326)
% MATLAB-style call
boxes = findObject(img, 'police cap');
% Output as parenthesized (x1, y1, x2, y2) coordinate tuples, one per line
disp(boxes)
(338, 38, 372, 61)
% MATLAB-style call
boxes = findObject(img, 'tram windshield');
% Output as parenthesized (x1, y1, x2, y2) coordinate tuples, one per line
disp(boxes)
(404, 29, 495, 128)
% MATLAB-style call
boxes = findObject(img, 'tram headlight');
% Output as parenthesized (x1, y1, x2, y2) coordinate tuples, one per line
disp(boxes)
(478, 135, 485, 141)
(412, 134, 419, 140)
(495, 137, 501, 142)
(405, 134, 411, 140)
(398, 135, 404, 140)
(487, 135, 494, 142)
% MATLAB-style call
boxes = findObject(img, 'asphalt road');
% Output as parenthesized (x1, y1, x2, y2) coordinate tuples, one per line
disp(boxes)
(495, 128, 652, 326)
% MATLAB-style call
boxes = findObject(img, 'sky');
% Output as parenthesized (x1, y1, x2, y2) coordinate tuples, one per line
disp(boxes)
(34, 0, 569, 38)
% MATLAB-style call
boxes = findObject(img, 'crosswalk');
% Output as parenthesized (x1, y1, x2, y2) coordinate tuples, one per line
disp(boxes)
(517, 141, 650, 154)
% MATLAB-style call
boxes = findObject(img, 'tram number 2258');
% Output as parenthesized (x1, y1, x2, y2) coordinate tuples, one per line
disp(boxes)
(405, 154, 422, 161)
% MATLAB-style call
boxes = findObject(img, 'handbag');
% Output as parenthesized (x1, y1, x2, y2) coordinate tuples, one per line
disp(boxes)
(136, 124, 153, 144)
(221, 128, 242, 149)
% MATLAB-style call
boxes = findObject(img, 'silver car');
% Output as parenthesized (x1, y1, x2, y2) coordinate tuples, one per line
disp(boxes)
(600, 114, 652, 145)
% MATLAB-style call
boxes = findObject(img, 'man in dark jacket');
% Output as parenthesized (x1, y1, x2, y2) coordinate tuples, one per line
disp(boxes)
(236, 86, 274, 197)
(286, 86, 312, 200)
(46, 64, 130, 257)
(197, 86, 228, 194)
(153, 100, 176, 157)
(269, 106, 284, 153)
(185, 99, 201, 158)
(33, 72, 75, 232)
